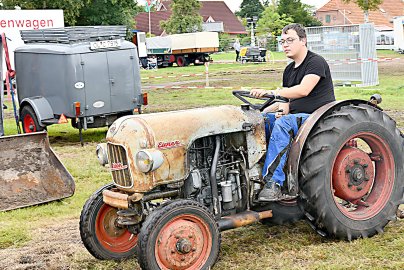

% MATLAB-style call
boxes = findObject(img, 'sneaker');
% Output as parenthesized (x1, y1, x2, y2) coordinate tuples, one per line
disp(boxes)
(258, 181, 282, 201)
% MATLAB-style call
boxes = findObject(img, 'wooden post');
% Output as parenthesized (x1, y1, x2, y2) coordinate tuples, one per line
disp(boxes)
(205, 61, 209, 87)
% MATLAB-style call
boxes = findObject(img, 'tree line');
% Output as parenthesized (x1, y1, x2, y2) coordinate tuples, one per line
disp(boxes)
(0, 0, 384, 37)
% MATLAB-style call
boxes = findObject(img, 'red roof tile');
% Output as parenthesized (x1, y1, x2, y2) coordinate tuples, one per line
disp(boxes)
(316, 0, 404, 27)
(200, 1, 247, 34)
(135, 0, 246, 35)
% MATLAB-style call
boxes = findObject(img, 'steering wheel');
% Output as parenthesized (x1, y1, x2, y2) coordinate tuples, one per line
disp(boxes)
(232, 90, 289, 112)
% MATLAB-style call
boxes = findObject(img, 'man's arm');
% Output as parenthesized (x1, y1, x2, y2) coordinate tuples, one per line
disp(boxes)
(250, 74, 321, 99)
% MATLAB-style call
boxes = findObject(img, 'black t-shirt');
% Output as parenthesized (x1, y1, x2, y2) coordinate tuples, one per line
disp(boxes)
(283, 50, 335, 114)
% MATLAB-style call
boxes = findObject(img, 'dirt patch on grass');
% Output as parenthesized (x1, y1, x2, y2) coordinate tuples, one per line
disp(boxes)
(0, 219, 85, 270)
(385, 109, 404, 131)
(378, 58, 404, 76)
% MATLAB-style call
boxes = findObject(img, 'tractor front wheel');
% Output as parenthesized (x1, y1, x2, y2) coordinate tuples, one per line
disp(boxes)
(79, 184, 138, 260)
(299, 104, 404, 240)
(138, 200, 220, 270)
(21, 106, 44, 133)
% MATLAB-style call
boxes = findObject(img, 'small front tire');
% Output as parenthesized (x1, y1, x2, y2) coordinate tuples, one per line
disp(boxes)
(138, 199, 220, 270)
(79, 184, 138, 260)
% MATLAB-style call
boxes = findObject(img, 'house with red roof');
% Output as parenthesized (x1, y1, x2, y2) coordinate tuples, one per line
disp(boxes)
(315, 0, 404, 48)
(315, 0, 403, 30)
(135, 0, 247, 36)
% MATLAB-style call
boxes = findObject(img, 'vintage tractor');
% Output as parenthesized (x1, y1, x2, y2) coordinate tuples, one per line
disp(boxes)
(79, 91, 404, 269)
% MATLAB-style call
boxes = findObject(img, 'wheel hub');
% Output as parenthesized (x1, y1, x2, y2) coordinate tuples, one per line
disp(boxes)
(332, 147, 375, 201)
(103, 210, 125, 237)
(95, 204, 138, 254)
(156, 216, 211, 270)
(350, 165, 365, 185)
(176, 238, 192, 254)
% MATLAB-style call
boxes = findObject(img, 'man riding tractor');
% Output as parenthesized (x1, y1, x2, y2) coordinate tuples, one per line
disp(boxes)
(79, 24, 404, 270)
(80, 91, 403, 270)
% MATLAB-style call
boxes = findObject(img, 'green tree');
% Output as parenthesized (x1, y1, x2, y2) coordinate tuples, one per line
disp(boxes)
(160, 0, 202, 34)
(1, 0, 85, 26)
(76, 0, 141, 30)
(277, 0, 321, 27)
(256, 5, 293, 37)
(218, 33, 232, 52)
(342, 0, 383, 23)
(236, 0, 264, 19)
(1, 0, 141, 28)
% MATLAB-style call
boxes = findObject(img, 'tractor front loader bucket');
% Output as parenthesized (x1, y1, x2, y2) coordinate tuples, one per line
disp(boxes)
(0, 131, 75, 211)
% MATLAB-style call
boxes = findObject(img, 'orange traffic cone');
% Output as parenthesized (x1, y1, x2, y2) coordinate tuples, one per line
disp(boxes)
(58, 113, 68, 124)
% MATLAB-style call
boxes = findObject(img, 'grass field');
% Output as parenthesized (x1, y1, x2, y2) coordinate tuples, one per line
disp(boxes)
(0, 50, 403, 270)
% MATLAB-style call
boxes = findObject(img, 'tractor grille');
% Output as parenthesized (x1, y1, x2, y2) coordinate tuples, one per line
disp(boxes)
(107, 143, 133, 188)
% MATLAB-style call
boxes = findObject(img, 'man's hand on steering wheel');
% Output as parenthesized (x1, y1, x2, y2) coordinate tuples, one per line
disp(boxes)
(250, 88, 281, 99)
(232, 90, 289, 112)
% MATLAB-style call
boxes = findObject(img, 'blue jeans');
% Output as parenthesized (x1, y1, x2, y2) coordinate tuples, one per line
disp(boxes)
(262, 113, 310, 185)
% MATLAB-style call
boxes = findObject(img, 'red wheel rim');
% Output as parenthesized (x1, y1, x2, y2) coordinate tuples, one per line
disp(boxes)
(95, 204, 138, 253)
(177, 57, 184, 67)
(155, 214, 212, 270)
(332, 132, 395, 220)
(23, 114, 36, 132)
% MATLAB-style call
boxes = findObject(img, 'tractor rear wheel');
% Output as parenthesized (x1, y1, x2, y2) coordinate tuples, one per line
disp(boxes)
(299, 104, 404, 240)
(21, 106, 44, 133)
(138, 200, 220, 270)
(79, 183, 138, 260)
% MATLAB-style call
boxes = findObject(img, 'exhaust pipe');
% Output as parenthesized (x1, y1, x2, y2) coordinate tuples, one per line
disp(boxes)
(218, 210, 272, 232)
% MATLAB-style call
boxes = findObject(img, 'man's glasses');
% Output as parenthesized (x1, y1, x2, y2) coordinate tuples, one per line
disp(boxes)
(279, 38, 297, 45)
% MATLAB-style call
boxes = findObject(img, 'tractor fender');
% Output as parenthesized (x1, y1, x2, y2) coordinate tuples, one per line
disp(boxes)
(20, 97, 54, 127)
(286, 99, 381, 196)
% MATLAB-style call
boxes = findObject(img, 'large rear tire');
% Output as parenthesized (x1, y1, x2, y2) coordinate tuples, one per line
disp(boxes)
(299, 104, 404, 240)
(79, 183, 138, 260)
(138, 200, 220, 270)
(21, 106, 45, 133)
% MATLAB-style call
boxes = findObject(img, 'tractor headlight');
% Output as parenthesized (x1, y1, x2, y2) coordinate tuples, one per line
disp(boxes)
(136, 149, 164, 173)
(96, 143, 108, 166)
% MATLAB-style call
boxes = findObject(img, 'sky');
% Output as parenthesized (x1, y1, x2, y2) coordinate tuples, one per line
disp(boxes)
(137, 0, 330, 12)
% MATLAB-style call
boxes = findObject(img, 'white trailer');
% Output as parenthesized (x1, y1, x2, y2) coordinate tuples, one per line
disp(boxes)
(0, 10, 64, 79)
(393, 16, 404, 52)
(133, 32, 219, 67)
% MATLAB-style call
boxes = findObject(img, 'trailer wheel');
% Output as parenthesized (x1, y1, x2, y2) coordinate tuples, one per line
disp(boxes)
(21, 106, 44, 133)
(299, 104, 404, 240)
(176, 56, 188, 67)
(138, 199, 220, 270)
(79, 183, 138, 260)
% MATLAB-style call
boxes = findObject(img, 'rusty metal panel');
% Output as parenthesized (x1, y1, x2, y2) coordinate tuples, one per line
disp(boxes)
(0, 132, 75, 211)
(107, 105, 265, 193)
(244, 110, 266, 169)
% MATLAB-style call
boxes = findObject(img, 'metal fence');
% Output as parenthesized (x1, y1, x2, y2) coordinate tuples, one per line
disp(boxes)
(306, 24, 379, 86)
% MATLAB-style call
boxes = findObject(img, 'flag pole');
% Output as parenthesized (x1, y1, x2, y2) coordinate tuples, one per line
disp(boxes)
(148, 8, 151, 37)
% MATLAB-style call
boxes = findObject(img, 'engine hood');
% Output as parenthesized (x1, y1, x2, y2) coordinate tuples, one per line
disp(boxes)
(106, 105, 264, 192)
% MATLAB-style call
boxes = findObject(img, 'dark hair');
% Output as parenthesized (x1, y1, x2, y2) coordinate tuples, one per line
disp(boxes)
(282, 23, 306, 40)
